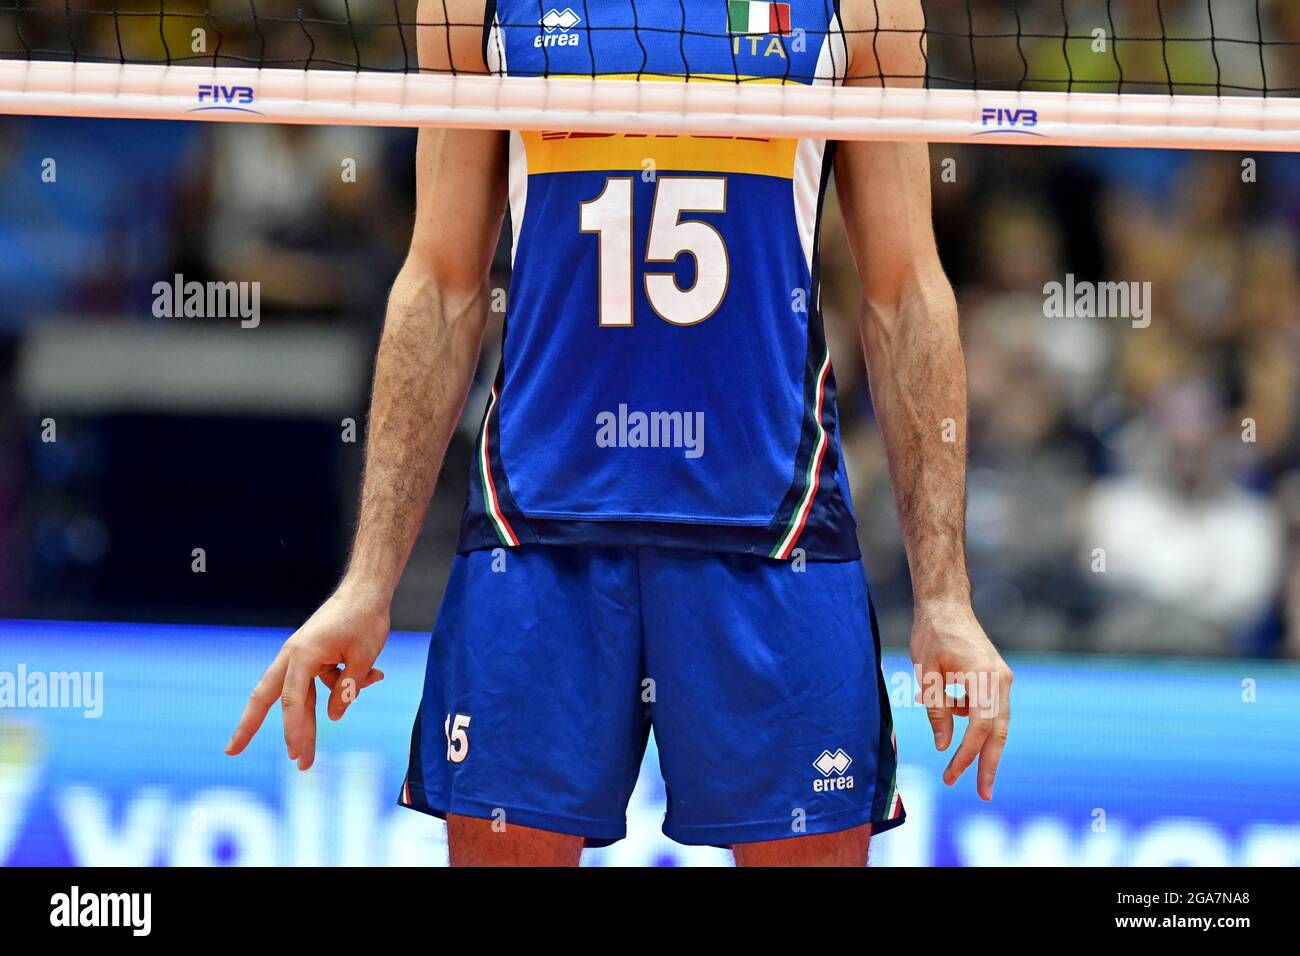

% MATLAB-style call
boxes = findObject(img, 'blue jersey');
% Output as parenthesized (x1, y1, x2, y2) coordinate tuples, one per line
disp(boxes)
(459, 0, 859, 560)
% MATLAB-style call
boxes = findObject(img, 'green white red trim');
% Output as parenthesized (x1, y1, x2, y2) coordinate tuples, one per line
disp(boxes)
(771, 346, 832, 559)
(884, 777, 903, 820)
(728, 0, 791, 35)
(884, 729, 904, 819)
(479, 384, 520, 546)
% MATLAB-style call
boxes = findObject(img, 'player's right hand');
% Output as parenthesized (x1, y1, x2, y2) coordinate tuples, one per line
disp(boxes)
(225, 580, 390, 771)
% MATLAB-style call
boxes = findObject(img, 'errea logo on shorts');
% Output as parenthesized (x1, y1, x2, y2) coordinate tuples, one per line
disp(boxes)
(813, 748, 855, 792)
(537, 8, 583, 47)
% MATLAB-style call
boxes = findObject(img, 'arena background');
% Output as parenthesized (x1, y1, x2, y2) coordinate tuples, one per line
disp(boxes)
(2, 0, 1300, 865)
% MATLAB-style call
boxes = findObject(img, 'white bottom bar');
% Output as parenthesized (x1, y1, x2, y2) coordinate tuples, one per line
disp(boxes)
(1, 61, 1298, 151)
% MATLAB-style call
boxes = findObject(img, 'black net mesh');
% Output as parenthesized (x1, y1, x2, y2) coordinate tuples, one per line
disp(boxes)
(0, 0, 1297, 95)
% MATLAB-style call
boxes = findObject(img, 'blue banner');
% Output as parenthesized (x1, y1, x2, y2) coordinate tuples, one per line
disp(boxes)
(1, 620, 1297, 866)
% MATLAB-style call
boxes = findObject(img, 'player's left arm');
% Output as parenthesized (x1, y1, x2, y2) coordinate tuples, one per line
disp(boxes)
(835, 0, 1012, 801)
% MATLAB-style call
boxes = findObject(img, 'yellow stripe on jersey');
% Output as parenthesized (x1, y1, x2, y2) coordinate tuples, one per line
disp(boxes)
(523, 73, 800, 179)
(523, 131, 798, 178)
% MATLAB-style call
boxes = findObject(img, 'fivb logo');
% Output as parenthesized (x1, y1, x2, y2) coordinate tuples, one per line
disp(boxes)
(536, 8, 582, 47)
(813, 748, 855, 791)
(977, 106, 1043, 137)
(192, 84, 260, 114)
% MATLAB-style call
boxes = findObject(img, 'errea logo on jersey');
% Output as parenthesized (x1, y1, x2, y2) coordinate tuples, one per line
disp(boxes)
(813, 749, 855, 791)
(536, 8, 583, 47)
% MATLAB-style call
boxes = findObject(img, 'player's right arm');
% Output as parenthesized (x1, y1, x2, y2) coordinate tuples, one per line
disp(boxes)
(226, 0, 505, 771)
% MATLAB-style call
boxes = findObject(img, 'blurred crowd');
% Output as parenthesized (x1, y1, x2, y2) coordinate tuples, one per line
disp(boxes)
(822, 145, 1300, 659)
(4, 0, 1298, 92)
(1, 0, 1299, 659)
(928, 0, 1300, 96)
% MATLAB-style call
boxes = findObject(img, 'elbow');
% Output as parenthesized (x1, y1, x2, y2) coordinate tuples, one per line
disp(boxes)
(398, 247, 488, 303)
(386, 255, 491, 345)
(395, 253, 490, 318)
(859, 264, 958, 359)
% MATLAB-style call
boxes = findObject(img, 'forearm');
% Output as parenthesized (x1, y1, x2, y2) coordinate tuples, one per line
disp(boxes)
(861, 267, 970, 607)
(343, 264, 488, 598)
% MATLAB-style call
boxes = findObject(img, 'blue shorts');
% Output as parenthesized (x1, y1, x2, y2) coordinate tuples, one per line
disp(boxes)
(399, 545, 905, 847)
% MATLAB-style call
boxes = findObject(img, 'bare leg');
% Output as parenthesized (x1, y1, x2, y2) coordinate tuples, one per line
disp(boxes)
(446, 813, 585, 867)
(732, 823, 872, 867)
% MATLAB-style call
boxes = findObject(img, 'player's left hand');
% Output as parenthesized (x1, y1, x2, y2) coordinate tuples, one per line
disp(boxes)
(225, 580, 390, 770)
(909, 599, 1012, 801)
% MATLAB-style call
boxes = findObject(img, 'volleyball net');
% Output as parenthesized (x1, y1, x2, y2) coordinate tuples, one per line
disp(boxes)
(1, 1, 1298, 150)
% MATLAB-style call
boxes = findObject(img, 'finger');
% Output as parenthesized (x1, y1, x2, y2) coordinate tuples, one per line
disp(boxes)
(952, 689, 970, 719)
(319, 666, 383, 694)
(925, 703, 954, 752)
(977, 672, 1013, 800)
(318, 664, 343, 691)
(915, 661, 954, 751)
(944, 671, 994, 786)
(281, 654, 315, 768)
(976, 717, 1008, 800)
(300, 675, 317, 771)
(946, 671, 996, 784)
(226, 647, 290, 755)
(328, 654, 381, 722)
(944, 714, 991, 786)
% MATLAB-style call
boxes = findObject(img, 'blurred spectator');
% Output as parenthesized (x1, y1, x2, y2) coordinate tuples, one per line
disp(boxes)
(201, 123, 412, 319)
(828, 137, 1299, 658)
(1082, 380, 1284, 656)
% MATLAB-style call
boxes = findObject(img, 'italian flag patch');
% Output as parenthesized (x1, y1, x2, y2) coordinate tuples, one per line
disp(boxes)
(727, 0, 791, 36)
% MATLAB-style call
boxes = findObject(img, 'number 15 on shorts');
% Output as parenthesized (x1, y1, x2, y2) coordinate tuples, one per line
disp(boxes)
(444, 713, 471, 763)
